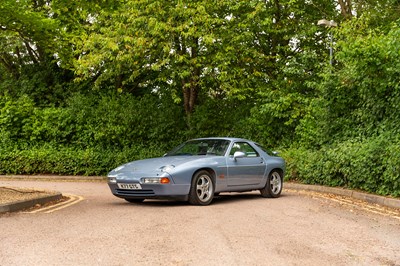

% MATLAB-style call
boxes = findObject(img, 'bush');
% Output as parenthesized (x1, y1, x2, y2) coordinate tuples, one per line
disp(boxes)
(1, 91, 399, 198)
(0, 92, 183, 175)
(284, 133, 400, 197)
(66, 92, 185, 149)
(0, 143, 166, 176)
(0, 94, 35, 141)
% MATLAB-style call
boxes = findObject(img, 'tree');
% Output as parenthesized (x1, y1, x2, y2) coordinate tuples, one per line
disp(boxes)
(296, 10, 400, 147)
(77, 0, 331, 122)
(0, 0, 74, 104)
(74, 1, 237, 116)
(0, 0, 57, 76)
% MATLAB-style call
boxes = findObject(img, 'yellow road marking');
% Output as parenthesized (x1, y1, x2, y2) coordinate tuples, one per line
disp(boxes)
(44, 194, 84, 213)
(320, 195, 400, 221)
(24, 193, 84, 214)
(286, 189, 400, 221)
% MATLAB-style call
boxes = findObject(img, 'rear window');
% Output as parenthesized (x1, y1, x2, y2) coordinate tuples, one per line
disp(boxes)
(255, 143, 273, 156)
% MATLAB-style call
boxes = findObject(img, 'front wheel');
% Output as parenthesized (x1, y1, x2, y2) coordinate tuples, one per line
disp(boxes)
(188, 170, 215, 206)
(260, 170, 283, 198)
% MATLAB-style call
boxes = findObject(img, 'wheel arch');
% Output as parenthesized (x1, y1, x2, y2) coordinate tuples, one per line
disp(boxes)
(188, 168, 216, 205)
(263, 167, 284, 186)
(260, 167, 284, 198)
(192, 168, 217, 183)
(270, 168, 284, 179)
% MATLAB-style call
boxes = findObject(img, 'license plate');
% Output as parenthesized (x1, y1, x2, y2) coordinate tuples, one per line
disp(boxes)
(117, 183, 142, 190)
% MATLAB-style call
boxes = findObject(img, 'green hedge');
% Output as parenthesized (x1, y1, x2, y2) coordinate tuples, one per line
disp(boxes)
(1, 93, 399, 197)
(284, 133, 400, 197)
(0, 92, 180, 175)
(0, 143, 165, 176)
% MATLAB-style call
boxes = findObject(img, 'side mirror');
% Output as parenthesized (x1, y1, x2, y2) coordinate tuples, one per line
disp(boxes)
(272, 151, 279, 156)
(233, 151, 246, 161)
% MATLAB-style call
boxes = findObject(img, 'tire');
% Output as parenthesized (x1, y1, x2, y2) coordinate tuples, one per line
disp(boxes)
(260, 170, 283, 198)
(188, 170, 215, 205)
(125, 198, 144, 203)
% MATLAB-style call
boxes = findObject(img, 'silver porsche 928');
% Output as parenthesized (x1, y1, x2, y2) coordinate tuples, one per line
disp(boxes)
(107, 137, 285, 206)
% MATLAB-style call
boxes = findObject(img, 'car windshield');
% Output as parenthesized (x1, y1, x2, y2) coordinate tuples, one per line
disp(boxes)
(166, 139, 230, 156)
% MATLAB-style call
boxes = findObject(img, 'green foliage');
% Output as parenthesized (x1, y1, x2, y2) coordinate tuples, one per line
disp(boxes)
(0, 144, 165, 176)
(288, 17, 400, 197)
(335, 20, 400, 130)
(284, 134, 400, 197)
(1, 91, 185, 148)
(186, 97, 252, 139)
(0, 0, 78, 105)
(66, 92, 185, 149)
(297, 19, 400, 146)
(74, 0, 339, 118)
(0, 92, 180, 175)
(0, 94, 35, 141)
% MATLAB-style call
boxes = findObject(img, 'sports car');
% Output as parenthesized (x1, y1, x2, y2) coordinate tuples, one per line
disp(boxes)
(107, 137, 285, 205)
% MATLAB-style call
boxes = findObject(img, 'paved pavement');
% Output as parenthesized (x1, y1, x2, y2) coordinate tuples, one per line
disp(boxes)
(0, 175, 399, 213)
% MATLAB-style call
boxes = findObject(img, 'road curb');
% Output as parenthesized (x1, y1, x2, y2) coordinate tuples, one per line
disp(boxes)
(285, 183, 400, 209)
(0, 193, 63, 214)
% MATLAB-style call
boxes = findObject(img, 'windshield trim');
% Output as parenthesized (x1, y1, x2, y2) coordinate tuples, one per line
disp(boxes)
(166, 139, 231, 157)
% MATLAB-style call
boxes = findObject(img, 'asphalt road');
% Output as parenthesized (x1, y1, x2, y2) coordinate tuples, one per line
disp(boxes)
(0, 180, 399, 266)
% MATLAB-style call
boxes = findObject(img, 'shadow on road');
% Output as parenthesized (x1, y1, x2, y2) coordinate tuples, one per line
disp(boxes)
(107, 192, 290, 208)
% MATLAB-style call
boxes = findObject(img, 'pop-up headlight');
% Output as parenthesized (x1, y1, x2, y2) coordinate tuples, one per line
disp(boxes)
(108, 176, 117, 184)
(159, 165, 175, 173)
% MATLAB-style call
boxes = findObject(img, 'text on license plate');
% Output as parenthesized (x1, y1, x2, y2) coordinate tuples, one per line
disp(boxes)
(117, 183, 142, 190)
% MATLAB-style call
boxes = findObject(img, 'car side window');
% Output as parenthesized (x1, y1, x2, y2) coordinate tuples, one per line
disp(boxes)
(229, 142, 259, 157)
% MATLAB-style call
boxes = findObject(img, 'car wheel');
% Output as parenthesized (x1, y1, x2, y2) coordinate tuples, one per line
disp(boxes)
(260, 170, 283, 198)
(188, 170, 215, 205)
(125, 198, 144, 203)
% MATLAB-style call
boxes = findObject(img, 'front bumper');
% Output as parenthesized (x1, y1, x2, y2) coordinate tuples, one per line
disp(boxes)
(108, 182, 190, 201)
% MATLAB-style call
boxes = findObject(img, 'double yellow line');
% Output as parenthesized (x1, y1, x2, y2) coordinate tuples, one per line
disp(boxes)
(24, 194, 84, 214)
(287, 189, 400, 221)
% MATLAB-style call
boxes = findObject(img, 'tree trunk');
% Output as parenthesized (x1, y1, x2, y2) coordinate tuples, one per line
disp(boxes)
(338, 0, 353, 19)
(182, 38, 200, 117)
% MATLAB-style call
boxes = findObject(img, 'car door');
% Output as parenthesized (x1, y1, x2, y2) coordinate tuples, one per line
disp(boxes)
(226, 142, 266, 187)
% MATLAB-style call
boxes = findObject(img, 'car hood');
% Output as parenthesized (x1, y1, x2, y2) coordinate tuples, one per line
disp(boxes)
(108, 156, 217, 179)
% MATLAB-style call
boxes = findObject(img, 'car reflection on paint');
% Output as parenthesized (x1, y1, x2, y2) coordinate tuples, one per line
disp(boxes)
(107, 137, 285, 205)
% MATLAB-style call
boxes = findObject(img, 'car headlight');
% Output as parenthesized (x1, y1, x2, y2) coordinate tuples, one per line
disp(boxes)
(159, 165, 175, 173)
(142, 177, 170, 184)
(108, 176, 117, 184)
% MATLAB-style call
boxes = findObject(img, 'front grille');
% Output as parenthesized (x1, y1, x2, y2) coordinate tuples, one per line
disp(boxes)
(116, 189, 155, 196)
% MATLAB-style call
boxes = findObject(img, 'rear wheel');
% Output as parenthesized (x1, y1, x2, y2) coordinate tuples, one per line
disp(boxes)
(260, 170, 283, 198)
(125, 198, 144, 203)
(188, 170, 215, 205)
